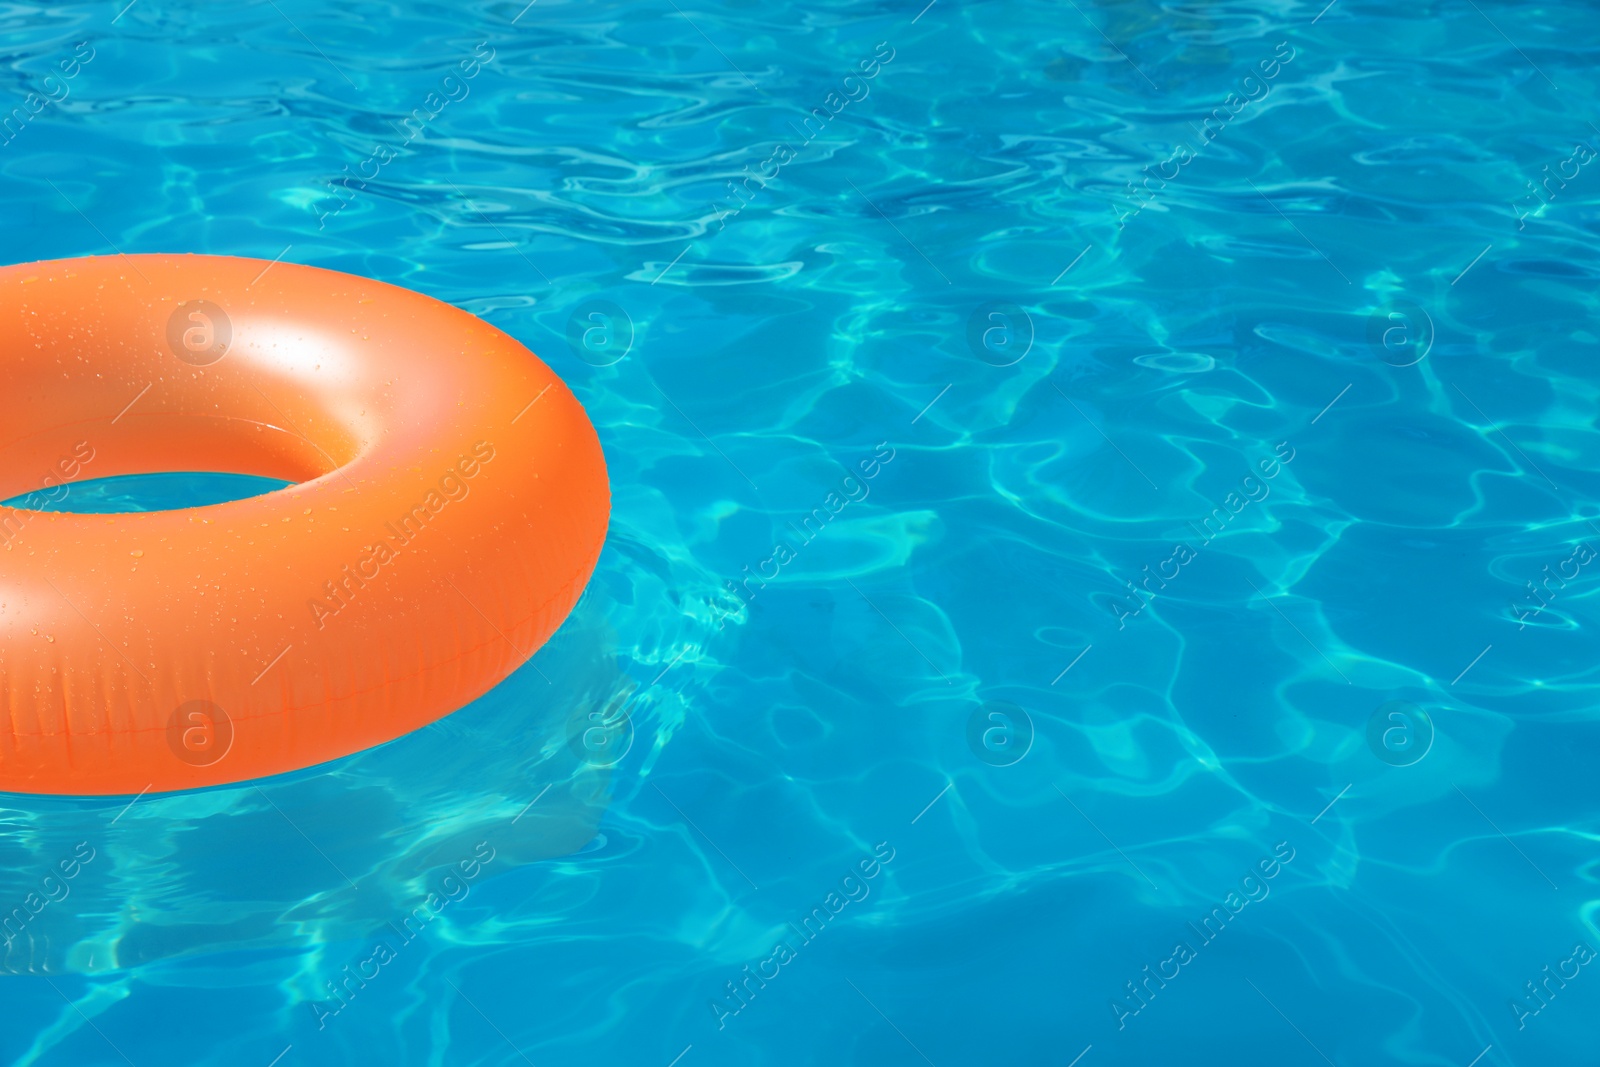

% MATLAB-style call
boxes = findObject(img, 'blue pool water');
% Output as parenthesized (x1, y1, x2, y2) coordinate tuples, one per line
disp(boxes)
(3, 0, 1600, 1064)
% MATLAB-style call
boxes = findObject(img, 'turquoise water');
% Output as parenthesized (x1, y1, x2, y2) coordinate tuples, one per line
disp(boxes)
(3, 0, 1600, 1064)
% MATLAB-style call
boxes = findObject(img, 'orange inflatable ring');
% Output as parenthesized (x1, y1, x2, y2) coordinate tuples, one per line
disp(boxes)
(0, 254, 609, 796)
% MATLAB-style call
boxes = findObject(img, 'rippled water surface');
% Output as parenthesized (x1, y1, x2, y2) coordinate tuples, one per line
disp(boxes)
(3, 0, 1600, 1064)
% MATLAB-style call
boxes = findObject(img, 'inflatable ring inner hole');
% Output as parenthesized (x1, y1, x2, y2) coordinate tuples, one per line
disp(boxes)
(0, 382, 361, 506)
(0, 471, 294, 514)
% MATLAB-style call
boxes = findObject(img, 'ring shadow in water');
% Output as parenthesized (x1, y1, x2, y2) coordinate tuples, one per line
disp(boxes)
(0, 597, 631, 977)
